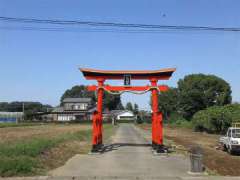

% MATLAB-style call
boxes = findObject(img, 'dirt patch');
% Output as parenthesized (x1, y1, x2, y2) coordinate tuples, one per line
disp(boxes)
(39, 140, 90, 171)
(0, 124, 91, 143)
(39, 124, 117, 173)
(139, 124, 240, 176)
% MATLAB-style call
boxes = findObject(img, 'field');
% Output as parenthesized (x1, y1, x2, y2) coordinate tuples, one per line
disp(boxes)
(0, 123, 117, 177)
(139, 124, 240, 176)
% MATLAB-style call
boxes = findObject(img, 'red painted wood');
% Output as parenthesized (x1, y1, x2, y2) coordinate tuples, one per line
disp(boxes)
(156, 112, 163, 144)
(83, 75, 171, 80)
(151, 79, 159, 145)
(97, 80, 104, 145)
(87, 85, 169, 92)
(80, 68, 176, 80)
(92, 112, 98, 145)
(80, 69, 176, 150)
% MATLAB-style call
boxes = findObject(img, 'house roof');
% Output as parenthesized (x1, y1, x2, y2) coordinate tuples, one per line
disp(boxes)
(51, 106, 96, 114)
(110, 110, 134, 116)
(62, 98, 92, 103)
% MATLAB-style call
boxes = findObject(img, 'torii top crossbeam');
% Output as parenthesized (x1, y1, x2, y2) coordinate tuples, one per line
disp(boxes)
(80, 68, 176, 80)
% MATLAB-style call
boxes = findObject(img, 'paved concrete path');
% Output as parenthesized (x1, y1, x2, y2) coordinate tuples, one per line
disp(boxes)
(49, 124, 194, 179)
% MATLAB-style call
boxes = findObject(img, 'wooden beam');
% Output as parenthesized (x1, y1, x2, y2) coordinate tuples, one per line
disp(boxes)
(87, 85, 169, 92)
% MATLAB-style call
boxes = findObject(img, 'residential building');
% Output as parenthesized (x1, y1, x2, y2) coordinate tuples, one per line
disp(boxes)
(110, 110, 136, 123)
(51, 98, 96, 122)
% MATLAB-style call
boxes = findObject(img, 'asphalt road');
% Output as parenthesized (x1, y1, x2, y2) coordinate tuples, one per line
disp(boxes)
(49, 123, 192, 179)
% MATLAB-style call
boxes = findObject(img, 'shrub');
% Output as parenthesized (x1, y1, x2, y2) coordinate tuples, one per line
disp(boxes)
(165, 113, 193, 128)
(192, 104, 240, 134)
(0, 156, 37, 176)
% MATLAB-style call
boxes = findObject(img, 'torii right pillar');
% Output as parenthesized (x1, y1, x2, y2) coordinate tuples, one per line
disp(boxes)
(151, 78, 164, 153)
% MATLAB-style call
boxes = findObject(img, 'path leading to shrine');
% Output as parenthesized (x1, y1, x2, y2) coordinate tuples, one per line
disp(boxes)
(49, 124, 195, 179)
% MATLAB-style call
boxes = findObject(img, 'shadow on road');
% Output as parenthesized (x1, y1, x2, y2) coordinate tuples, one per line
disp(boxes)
(102, 143, 152, 153)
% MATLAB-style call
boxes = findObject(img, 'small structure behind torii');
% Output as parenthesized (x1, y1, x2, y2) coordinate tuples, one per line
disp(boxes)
(80, 68, 176, 153)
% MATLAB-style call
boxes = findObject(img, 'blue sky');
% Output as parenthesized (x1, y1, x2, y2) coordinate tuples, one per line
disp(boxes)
(0, 0, 240, 110)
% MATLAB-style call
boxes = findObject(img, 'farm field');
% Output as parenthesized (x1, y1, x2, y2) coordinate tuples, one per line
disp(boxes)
(139, 124, 240, 176)
(0, 123, 117, 177)
(0, 123, 90, 143)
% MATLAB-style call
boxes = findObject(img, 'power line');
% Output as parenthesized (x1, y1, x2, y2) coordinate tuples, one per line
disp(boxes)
(0, 16, 240, 33)
(0, 25, 207, 34)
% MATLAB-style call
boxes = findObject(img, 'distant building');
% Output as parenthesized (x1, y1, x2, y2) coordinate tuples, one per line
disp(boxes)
(110, 110, 136, 122)
(0, 112, 23, 123)
(50, 98, 96, 122)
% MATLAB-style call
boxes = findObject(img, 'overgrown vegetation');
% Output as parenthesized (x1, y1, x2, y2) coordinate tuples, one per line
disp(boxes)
(0, 124, 116, 177)
(192, 104, 240, 134)
(0, 130, 90, 176)
(157, 73, 235, 133)
(165, 113, 193, 129)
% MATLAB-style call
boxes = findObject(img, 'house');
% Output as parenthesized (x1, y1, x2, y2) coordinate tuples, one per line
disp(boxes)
(51, 98, 96, 122)
(110, 110, 136, 123)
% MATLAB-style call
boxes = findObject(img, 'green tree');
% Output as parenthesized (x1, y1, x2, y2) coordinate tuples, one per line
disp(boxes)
(158, 88, 179, 120)
(60, 85, 96, 103)
(192, 104, 240, 134)
(133, 103, 139, 115)
(125, 102, 133, 111)
(178, 74, 232, 119)
(103, 91, 123, 110)
(0, 102, 52, 120)
(61, 85, 122, 110)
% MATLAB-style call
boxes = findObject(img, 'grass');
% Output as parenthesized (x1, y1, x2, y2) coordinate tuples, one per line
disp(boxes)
(0, 122, 43, 128)
(166, 121, 193, 129)
(0, 124, 117, 177)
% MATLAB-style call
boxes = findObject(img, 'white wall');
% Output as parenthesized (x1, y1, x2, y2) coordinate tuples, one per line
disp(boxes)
(117, 111, 135, 120)
(57, 115, 76, 122)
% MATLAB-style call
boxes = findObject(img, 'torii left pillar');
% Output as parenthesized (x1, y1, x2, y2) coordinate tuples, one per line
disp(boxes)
(91, 79, 104, 152)
(151, 79, 164, 153)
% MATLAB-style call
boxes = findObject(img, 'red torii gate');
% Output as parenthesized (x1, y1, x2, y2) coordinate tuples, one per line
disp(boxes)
(80, 68, 176, 153)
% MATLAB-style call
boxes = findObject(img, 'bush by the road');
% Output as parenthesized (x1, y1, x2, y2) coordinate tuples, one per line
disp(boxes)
(165, 113, 193, 129)
(192, 104, 240, 134)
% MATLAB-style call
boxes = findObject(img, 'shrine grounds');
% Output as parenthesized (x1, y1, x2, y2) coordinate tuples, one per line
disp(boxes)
(1, 123, 240, 178)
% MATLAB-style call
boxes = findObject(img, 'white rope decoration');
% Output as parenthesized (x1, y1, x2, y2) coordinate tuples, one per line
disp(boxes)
(95, 86, 161, 97)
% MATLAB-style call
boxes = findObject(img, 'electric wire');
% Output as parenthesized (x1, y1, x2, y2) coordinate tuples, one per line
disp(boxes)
(0, 16, 240, 33)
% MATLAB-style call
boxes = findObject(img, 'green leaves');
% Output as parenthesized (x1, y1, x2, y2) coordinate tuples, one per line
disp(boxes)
(192, 104, 240, 134)
(158, 74, 232, 121)
(178, 74, 232, 119)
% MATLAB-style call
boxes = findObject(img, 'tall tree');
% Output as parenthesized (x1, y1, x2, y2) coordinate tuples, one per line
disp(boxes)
(126, 102, 133, 111)
(133, 103, 139, 115)
(158, 88, 179, 120)
(61, 85, 122, 110)
(178, 74, 232, 119)
(60, 85, 96, 103)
